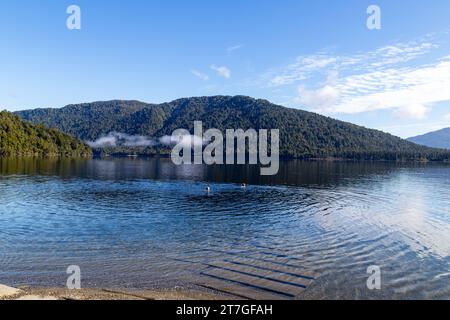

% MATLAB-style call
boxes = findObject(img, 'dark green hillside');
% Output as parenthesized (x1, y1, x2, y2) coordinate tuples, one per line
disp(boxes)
(16, 96, 450, 161)
(0, 111, 92, 157)
(15, 100, 156, 141)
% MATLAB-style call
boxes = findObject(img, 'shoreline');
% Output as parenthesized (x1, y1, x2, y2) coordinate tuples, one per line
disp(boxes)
(2, 155, 450, 164)
(0, 284, 228, 301)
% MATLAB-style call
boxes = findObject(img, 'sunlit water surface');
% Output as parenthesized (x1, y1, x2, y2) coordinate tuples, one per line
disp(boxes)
(0, 158, 449, 299)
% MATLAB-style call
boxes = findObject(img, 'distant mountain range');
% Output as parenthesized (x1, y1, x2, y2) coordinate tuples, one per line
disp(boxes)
(408, 128, 450, 150)
(15, 96, 450, 161)
(0, 111, 91, 157)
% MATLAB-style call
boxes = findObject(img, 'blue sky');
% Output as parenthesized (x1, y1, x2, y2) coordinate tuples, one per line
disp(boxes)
(1, 0, 450, 138)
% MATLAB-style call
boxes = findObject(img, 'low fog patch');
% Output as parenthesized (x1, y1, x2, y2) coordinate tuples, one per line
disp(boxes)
(87, 132, 207, 149)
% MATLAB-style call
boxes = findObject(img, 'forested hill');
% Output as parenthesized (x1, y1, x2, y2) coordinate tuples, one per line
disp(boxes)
(15, 96, 450, 161)
(0, 111, 92, 157)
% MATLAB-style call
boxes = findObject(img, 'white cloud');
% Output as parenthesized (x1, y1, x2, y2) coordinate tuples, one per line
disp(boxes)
(87, 135, 117, 148)
(394, 104, 431, 120)
(87, 132, 157, 148)
(445, 113, 450, 121)
(368, 42, 436, 68)
(264, 36, 450, 119)
(227, 44, 244, 53)
(329, 60, 450, 114)
(296, 71, 340, 111)
(87, 133, 207, 149)
(191, 69, 209, 81)
(268, 55, 336, 87)
(210, 65, 231, 79)
(265, 41, 437, 88)
(297, 85, 340, 111)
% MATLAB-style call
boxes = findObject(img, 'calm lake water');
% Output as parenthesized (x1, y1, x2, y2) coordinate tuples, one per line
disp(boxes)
(0, 158, 449, 299)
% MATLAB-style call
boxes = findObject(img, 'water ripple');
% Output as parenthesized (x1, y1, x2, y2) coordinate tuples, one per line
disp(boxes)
(0, 158, 449, 299)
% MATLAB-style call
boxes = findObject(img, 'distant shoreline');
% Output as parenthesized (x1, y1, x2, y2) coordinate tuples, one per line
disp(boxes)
(93, 153, 450, 163)
(1, 154, 450, 164)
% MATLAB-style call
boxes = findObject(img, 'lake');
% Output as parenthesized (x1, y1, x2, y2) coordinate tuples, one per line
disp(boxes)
(0, 158, 449, 299)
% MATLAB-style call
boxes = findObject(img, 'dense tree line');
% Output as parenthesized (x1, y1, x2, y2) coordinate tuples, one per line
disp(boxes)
(16, 96, 450, 161)
(0, 111, 92, 157)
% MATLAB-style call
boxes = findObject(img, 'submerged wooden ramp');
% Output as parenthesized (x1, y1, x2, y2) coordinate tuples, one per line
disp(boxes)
(177, 247, 315, 300)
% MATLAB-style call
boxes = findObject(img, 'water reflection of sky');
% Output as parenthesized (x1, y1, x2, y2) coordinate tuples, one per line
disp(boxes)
(0, 158, 449, 299)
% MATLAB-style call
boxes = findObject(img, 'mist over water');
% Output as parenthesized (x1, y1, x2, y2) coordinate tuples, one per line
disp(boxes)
(0, 158, 449, 299)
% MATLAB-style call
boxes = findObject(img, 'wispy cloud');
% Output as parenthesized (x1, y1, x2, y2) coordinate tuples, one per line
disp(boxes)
(87, 132, 206, 149)
(210, 65, 231, 79)
(262, 36, 450, 120)
(266, 41, 437, 88)
(268, 55, 337, 87)
(393, 104, 431, 120)
(87, 132, 157, 148)
(329, 58, 450, 116)
(227, 44, 244, 53)
(296, 70, 339, 111)
(191, 69, 209, 81)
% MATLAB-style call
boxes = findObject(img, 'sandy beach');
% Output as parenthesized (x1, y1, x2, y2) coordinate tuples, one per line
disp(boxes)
(0, 284, 227, 301)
